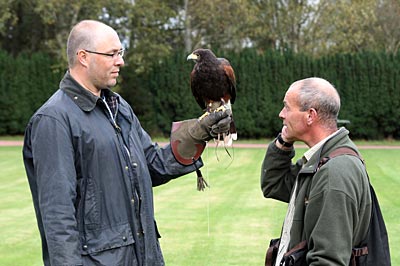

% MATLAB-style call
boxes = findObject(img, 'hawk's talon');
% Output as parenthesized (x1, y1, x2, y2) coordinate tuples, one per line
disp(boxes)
(198, 111, 210, 121)
(214, 105, 226, 113)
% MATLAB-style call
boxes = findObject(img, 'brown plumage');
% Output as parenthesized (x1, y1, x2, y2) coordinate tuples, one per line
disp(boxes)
(187, 48, 237, 142)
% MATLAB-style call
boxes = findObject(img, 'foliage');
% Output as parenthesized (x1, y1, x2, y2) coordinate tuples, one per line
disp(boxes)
(249, 0, 318, 53)
(185, 0, 256, 52)
(0, 50, 64, 135)
(0, 1, 399, 139)
(1, 0, 399, 68)
(119, 48, 400, 140)
(0, 0, 130, 63)
(126, 0, 180, 74)
(1, 48, 399, 139)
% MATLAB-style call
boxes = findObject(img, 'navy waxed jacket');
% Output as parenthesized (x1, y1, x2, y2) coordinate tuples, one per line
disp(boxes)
(23, 72, 202, 266)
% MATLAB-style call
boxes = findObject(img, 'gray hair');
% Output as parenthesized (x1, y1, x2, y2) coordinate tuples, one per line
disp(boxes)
(296, 77, 341, 127)
(66, 20, 104, 68)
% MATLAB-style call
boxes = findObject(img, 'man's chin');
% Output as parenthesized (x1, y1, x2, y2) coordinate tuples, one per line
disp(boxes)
(108, 80, 117, 88)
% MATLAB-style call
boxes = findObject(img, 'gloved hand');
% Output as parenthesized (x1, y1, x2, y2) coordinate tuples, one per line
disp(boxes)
(189, 109, 232, 142)
(170, 109, 232, 165)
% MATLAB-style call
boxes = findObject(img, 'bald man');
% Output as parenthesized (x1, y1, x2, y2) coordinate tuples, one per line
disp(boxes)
(23, 20, 231, 266)
(261, 77, 371, 265)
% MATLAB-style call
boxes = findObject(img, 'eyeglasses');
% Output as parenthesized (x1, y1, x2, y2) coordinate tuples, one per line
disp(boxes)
(84, 49, 125, 58)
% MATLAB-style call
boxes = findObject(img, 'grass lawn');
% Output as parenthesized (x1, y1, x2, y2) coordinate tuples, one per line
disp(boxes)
(0, 145, 398, 265)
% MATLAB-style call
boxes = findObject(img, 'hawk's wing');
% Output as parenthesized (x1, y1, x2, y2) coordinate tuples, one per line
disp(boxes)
(219, 58, 236, 104)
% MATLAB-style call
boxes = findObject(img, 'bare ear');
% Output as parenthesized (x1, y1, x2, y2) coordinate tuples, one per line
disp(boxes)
(76, 50, 89, 67)
(307, 108, 318, 125)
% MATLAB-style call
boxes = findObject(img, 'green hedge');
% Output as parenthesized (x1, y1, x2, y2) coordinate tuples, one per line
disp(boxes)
(120, 49, 400, 139)
(0, 51, 64, 135)
(1, 49, 399, 139)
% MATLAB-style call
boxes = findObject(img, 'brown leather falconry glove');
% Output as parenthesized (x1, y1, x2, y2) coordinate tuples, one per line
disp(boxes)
(170, 108, 232, 165)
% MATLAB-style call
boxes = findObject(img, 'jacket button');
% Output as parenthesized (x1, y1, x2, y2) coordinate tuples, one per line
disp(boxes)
(122, 236, 127, 241)
(125, 166, 129, 170)
(132, 162, 138, 168)
(82, 245, 88, 250)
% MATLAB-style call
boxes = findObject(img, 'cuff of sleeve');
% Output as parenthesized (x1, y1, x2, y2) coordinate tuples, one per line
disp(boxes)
(270, 140, 295, 155)
(276, 133, 294, 147)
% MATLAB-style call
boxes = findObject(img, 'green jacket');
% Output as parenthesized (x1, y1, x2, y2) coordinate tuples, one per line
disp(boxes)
(261, 128, 371, 265)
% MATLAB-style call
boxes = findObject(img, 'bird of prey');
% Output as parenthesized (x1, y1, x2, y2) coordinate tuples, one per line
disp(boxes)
(187, 48, 237, 144)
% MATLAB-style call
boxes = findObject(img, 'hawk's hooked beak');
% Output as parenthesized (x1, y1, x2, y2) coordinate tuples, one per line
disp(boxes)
(187, 53, 198, 61)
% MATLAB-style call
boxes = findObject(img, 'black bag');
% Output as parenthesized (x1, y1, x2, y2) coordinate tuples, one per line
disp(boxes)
(265, 147, 391, 266)
(350, 184, 391, 266)
(320, 148, 391, 266)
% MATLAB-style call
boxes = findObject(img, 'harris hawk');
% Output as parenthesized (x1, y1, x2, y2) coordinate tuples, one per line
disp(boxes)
(187, 48, 237, 144)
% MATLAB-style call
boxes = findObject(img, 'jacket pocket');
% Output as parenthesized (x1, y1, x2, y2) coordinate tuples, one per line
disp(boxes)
(81, 222, 134, 255)
(82, 244, 138, 266)
(84, 177, 100, 226)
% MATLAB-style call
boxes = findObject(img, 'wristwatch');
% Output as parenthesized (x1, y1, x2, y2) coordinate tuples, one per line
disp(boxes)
(276, 133, 293, 147)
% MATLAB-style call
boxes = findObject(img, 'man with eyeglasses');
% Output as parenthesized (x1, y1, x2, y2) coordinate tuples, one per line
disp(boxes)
(23, 20, 231, 266)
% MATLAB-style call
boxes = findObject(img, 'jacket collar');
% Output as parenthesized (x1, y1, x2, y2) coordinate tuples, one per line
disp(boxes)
(299, 127, 350, 175)
(303, 130, 340, 162)
(60, 71, 119, 112)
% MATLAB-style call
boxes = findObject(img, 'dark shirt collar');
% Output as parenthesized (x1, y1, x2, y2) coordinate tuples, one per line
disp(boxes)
(60, 71, 119, 112)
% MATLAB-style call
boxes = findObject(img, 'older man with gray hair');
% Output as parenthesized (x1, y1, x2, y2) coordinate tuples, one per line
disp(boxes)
(261, 77, 371, 265)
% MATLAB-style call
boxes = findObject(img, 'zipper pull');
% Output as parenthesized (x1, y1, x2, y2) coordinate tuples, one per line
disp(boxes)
(115, 123, 122, 133)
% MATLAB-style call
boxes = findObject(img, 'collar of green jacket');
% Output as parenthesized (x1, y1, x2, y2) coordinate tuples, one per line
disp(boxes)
(299, 127, 358, 176)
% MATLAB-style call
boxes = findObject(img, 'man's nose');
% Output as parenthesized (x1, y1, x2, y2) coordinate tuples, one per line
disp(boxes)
(279, 108, 285, 119)
(115, 56, 125, 66)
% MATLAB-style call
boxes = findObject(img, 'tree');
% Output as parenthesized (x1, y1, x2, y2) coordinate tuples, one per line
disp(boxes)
(375, 0, 400, 54)
(247, 0, 322, 53)
(0, 0, 44, 57)
(126, 0, 181, 73)
(246, 0, 400, 56)
(183, 0, 255, 52)
(0, 0, 129, 63)
(314, 0, 379, 54)
(306, 0, 400, 55)
(2, 0, 398, 63)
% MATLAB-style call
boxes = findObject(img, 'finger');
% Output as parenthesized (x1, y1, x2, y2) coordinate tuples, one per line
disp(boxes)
(205, 109, 231, 126)
(210, 117, 232, 137)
